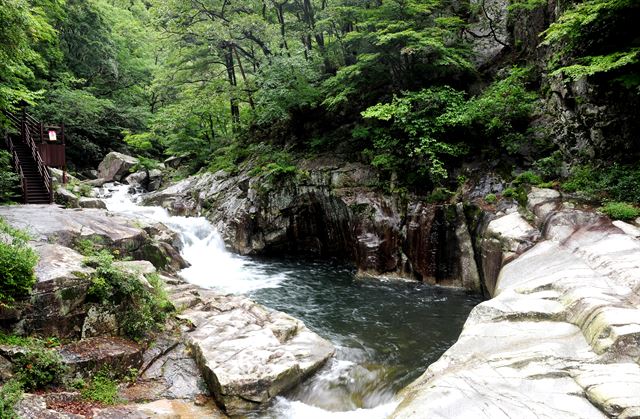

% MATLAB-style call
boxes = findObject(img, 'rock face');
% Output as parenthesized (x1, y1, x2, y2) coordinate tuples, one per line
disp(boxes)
(97, 152, 139, 182)
(392, 190, 640, 418)
(168, 281, 334, 415)
(143, 162, 483, 290)
(0, 205, 187, 338)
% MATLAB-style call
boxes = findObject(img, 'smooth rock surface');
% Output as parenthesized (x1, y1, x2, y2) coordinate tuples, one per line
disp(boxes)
(392, 202, 640, 418)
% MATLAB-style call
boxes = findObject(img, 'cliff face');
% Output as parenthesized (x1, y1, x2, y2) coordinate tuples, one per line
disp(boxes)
(510, 0, 640, 163)
(143, 161, 483, 291)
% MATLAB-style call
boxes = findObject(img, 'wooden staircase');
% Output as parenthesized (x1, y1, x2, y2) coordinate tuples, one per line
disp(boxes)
(4, 111, 55, 204)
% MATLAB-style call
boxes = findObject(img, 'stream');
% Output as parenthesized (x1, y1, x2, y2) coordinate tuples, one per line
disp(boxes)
(101, 185, 481, 418)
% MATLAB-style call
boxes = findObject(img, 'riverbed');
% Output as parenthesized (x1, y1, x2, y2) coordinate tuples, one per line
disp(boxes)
(102, 185, 480, 418)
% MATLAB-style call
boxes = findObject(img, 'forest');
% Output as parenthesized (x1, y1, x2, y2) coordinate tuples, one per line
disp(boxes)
(3, 1, 640, 418)
(1, 0, 640, 202)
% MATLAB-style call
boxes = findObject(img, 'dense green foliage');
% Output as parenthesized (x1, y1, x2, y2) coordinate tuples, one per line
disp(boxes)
(0, 218, 38, 305)
(542, 0, 640, 85)
(0, 379, 23, 419)
(562, 164, 640, 203)
(13, 347, 67, 391)
(85, 250, 173, 340)
(600, 202, 640, 221)
(0, 0, 637, 201)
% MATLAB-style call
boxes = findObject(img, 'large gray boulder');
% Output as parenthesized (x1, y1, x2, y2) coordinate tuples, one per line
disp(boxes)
(54, 186, 79, 208)
(392, 203, 640, 418)
(98, 152, 139, 182)
(168, 282, 334, 415)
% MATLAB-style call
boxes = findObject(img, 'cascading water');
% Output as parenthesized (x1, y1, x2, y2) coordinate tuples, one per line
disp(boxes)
(101, 184, 480, 419)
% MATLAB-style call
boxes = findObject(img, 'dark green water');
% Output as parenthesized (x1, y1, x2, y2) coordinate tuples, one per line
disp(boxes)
(246, 260, 481, 417)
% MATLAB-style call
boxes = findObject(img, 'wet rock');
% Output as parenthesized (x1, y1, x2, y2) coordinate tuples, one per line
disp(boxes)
(144, 164, 484, 290)
(79, 197, 107, 209)
(527, 187, 562, 223)
(392, 208, 640, 418)
(98, 152, 139, 182)
(147, 169, 163, 192)
(58, 337, 144, 376)
(87, 178, 108, 187)
(124, 170, 148, 188)
(55, 187, 79, 208)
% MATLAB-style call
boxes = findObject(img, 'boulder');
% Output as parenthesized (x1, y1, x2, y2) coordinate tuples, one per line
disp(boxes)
(147, 169, 163, 191)
(124, 170, 148, 188)
(58, 337, 144, 376)
(169, 282, 334, 415)
(98, 152, 139, 182)
(163, 155, 184, 169)
(14, 243, 94, 337)
(55, 187, 79, 208)
(49, 168, 78, 185)
(79, 197, 107, 209)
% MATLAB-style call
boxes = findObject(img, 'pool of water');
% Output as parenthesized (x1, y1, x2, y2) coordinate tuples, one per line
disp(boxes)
(101, 185, 481, 418)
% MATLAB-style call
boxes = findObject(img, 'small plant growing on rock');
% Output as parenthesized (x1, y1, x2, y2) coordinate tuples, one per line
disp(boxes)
(85, 251, 174, 340)
(0, 218, 38, 306)
(600, 202, 640, 221)
(513, 171, 543, 186)
(484, 193, 497, 204)
(80, 370, 120, 405)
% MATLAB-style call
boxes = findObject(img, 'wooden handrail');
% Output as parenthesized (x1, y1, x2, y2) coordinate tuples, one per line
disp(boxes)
(23, 122, 52, 199)
(4, 109, 57, 203)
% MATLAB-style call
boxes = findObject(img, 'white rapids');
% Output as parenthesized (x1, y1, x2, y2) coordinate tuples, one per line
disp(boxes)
(100, 184, 399, 419)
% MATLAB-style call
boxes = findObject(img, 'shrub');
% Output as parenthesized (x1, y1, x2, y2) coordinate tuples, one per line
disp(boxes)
(0, 218, 38, 305)
(80, 370, 119, 405)
(600, 202, 640, 220)
(86, 251, 173, 340)
(13, 348, 67, 391)
(562, 164, 640, 203)
(0, 379, 23, 419)
(513, 171, 543, 186)
(484, 193, 497, 204)
(427, 188, 454, 203)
